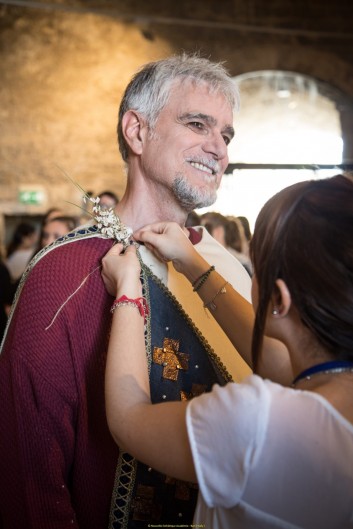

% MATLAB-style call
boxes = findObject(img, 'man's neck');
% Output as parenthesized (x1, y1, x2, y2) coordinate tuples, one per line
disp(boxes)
(114, 186, 187, 232)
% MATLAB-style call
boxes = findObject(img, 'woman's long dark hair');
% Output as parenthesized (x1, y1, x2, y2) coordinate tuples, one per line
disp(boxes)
(6, 222, 36, 257)
(250, 174, 353, 371)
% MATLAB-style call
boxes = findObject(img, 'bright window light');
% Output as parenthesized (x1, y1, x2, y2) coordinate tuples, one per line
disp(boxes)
(197, 71, 343, 232)
(198, 167, 341, 233)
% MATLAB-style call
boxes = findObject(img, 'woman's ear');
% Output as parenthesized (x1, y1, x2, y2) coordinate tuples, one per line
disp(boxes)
(121, 110, 148, 156)
(271, 279, 292, 317)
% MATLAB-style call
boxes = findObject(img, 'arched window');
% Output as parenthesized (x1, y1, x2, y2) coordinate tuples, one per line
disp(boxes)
(198, 71, 348, 231)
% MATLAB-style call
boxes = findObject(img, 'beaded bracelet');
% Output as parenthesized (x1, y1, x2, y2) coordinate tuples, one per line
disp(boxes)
(192, 265, 215, 292)
(203, 281, 228, 311)
(111, 295, 149, 323)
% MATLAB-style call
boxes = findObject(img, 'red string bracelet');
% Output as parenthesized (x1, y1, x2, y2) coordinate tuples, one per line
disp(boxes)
(110, 295, 149, 323)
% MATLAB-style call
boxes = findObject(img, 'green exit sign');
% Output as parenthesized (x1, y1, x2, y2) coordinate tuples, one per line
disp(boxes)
(18, 190, 44, 205)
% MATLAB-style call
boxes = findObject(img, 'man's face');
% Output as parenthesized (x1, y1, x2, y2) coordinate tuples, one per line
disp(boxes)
(140, 80, 234, 211)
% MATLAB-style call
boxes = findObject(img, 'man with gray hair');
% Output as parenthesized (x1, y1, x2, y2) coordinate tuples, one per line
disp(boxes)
(0, 54, 251, 528)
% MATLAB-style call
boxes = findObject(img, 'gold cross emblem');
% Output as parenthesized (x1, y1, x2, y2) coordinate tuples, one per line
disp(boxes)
(153, 338, 189, 381)
(131, 484, 161, 521)
(165, 475, 198, 500)
(180, 383, 207, 401)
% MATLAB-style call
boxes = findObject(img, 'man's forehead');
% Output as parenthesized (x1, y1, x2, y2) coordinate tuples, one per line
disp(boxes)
(167, 81, 233, 121)
(171, 78, 230, 101)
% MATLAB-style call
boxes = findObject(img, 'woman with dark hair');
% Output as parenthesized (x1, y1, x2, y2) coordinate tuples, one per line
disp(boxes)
(237, 215, 252, 244)
(0, 255, 12, 341)
(39, 215, 78, 248)
(5, 222, 38, 283)
(201, 211, 252, 275)
(101, 174, 353, 528)
(225, 215, 252, 275)
(30, 215, 78, 259)
(98, 190, 119, 210)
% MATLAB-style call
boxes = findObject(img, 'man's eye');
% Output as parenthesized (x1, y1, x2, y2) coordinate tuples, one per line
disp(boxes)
(189, 122, 205, 131)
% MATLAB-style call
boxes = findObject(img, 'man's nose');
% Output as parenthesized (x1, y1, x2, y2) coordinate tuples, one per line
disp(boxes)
(202, 131, 228, 161)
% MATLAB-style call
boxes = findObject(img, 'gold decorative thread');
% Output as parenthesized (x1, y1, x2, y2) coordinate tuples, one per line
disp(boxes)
(137, 250, 152, 372)
(109, 250, 152, 529)
(108, 452, 137, 528)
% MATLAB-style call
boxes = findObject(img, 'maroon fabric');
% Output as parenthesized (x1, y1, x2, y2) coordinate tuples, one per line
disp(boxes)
(0, 237, 119, 529)
(187, 227, 202, 245)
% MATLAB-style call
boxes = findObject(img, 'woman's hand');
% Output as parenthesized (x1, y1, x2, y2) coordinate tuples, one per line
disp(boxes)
(101, 243, 142, 298)
(133, 222, 198, 276)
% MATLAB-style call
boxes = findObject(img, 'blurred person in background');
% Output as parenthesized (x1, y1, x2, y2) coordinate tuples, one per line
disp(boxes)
(43, 208, 65, 223)
(226, 215, 252, 275)
(0, 253, 13, 342)
(185, 210, 201, 227)
(98, 190, 119, 210)
(5, 222, 38, 283)
(237, 215, 252, 249)
(39, 215, 78, 249)
(201, 211, 252, 275)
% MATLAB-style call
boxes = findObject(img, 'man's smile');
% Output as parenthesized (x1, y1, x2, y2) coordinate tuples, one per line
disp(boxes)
(187, 158, 220, 177)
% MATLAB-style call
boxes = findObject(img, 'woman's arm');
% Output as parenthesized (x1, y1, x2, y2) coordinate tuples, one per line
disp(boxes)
(102, 243, 196, 482)
(134, 223, 293, 385)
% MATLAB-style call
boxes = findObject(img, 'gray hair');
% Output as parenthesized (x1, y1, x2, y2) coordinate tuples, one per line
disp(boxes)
(117, 53, 239, 162)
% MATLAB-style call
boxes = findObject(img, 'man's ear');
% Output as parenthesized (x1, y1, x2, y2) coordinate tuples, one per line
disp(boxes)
(271, 279, 292, 317)
(121, 110, 148, 156)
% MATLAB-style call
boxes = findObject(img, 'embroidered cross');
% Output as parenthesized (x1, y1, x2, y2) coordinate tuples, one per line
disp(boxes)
(180, 383, 207, 401)
(153, 338, 189, 381)
(165, 476, 198, 501)
(131, 484, 162, 521)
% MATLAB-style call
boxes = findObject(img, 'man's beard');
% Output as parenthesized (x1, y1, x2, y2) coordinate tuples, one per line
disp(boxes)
(172, 175, 218, 211)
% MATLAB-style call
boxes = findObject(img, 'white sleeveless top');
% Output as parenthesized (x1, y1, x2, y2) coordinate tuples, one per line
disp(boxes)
(187, 375, 353, 529)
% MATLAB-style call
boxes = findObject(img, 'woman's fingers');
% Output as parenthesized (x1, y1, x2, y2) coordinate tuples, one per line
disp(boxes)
(104, 242, 125, 257)
(101, 242, 140, 292)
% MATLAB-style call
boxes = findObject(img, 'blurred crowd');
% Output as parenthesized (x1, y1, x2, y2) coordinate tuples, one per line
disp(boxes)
(0, 190, 120, 341)
(186, 210, 253, 276)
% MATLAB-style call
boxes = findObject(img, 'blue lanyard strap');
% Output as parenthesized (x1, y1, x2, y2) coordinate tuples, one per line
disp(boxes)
(292, 360, 353, 386)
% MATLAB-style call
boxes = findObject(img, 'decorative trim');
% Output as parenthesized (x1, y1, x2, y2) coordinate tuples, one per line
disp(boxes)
(108, 452, 138, 529)
(141, 262, 233, 384)
(0, 225, 109, 351)
(108, 252, 152, 529)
